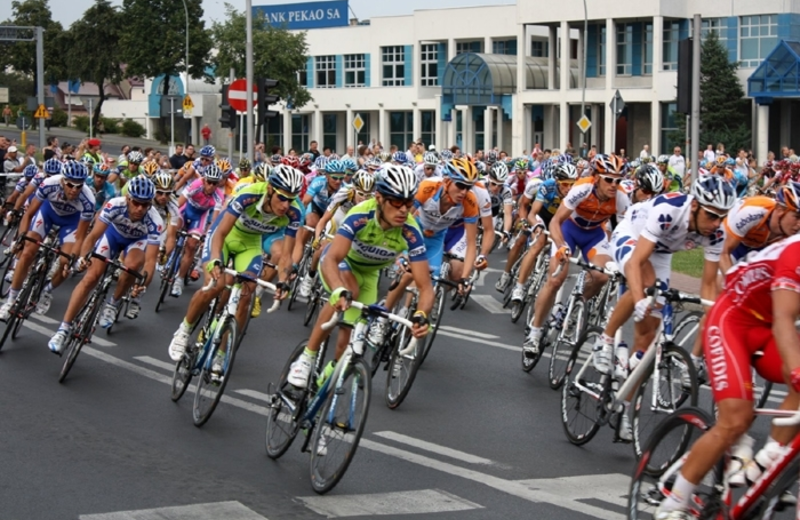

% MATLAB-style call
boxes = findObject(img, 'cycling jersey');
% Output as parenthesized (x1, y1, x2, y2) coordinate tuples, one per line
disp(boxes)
(225, 182, 303, 237)
(91, 181, 118, 211)
(35, 175, 95, 221)
(306, 175, 338, 214)
(96, 197, 163, 257)
(155, 196, 182, 229)
(724, 196, 777, 250)
(413, 164, 442, 183)
(533, 179, 564, 216)
(472, 182, 493, 219)
(181, 178, 224, 213)
(14, 176, 33, 194)
(115, 161, 144, 180)
(563, 177, 629, 230)
(489, 184, 513, 217)
(413, 178, 479, 236)
(233, 176, 259, 194)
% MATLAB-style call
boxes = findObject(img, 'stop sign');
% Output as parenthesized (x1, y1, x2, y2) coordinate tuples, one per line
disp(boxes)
(228, 79, 257, 112)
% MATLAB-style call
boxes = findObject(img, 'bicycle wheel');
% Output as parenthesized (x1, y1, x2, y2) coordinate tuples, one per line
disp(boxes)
(309, 357, 371, 494)
(745, 458, 800, 520)
(265, 341, 307, 459)
(192, 318, 238, 427)
(170, 341, 198, 402)
(59, 294, 102, 383)
(419, 285, 445, 366)
(671, 311, 703, 351)
(287, 252, 309, 311)
(0, 222, 18, 248)
(628, 406, 718, 520)
(0, 256, 15, 300)
(756, 380, 774, 409)
(303, 284, 321, 327)
(560, 326, 608, 446)
(385, 329, 422, 409)
(632, 345, 699, 462)
(0, 271, 36, 350)
(155, 260, 176, 313)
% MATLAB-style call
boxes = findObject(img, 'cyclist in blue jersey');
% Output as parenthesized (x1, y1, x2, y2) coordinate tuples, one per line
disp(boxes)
(292, 159, 345, 265)
(91, 162, 118, 211)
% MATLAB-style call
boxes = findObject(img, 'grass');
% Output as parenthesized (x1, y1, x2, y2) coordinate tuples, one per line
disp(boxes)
(671, 247, 705, 279)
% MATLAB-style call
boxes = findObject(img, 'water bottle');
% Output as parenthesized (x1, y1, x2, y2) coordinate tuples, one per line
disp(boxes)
(614, 341, 629, 379)
(628, 350, 645, 373)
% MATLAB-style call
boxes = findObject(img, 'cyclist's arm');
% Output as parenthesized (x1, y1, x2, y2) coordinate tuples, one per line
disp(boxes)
(527, 200, 544, 227)
(176, 194, 187, 209)
(479, 214, 494, 257)
(174, 166, 195, 191)
(548, 204, 571, 250)
(502, 202, 513, 235)
(517, 194, 532, 221)
(72, 219, 91, 256)
(409, 258, 434, 316)
(319, 233, 350, 293)
(699, 258, 720, 306)
(80, 220, 107, 258)
(302, 192, 313, 206)
(719, 232, 742, 275)
(14, 183, 36, 212)
(140, 243, 159, 289)
(18, 196, 42, 236)
(463, 221, 478, 277)
(773, 288, 800, 377)
(625, 235, 657, 302)
(208, 213, 236, 265)
(277, 234, 296, 284)
(315, 209, 334, 241)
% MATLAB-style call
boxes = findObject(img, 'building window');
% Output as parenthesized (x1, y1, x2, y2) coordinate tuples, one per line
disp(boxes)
(389, 111, 413, 150)
(643, 23, 653, 75)
(420, 111, 434, 149)
(382, 46, 405, 86)
(265, 116, 283, 150)
(322, 114, 337, 153)
(661, 102, 680, 152)
(740, 15, 777, 67)
(492, 39, 517, 55)
(701, 17, 729, 44)
(598, 25, 606, 76)
(344, 54, 365, 87)
(662, 21, 680, 71)
(420, 44, 438, 87)
(456, 41, 482, 55)
(616, 23, 633, 75)
(315, 55, 336, 88)
(291, 114, 309, 153)
(531, 40, 548, 57)
(355, 112, 371, 145)
(297, 69, 308, 87)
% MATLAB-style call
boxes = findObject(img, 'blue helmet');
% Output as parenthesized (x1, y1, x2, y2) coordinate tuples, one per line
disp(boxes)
(126, 174, 156, 201)
(23, 164, 38, 178)
(342, 158, 358, 173)
(440, 149, 454, 161)
(43, 158, 63, 175)
(392, 151, 407, 164)
(324, 160, 346, 174)
(62, 160, 89, 181)
(314, 155, 329, 170)
(199, 145, 216, 158)
(539, 159, 554, 179)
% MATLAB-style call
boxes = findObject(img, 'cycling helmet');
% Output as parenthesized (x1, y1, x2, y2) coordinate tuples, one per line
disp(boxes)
(203, 164, 224, 183)
(554, 162, 579, 182)
(298, 153, 314, 169)
(238, 158, 251, 172)
(313, 155, 329, 170)
(81, 156, 96, 168)
(93, 162, 112, 176)
(640, 155, 653, 164)
(392, 151, 407, 164)
(776, 181, 800, 212)
(539, 159, 555, 179)
(444, 158, 479, 186)
(270, 153, 282, 164)
(153, 170, 175, 192)
(324, 160, 346, 175)
(268, 164, 305, 195)
(23, 164, 38, 178)
(691, 175, 736, 211)
(215, 157, 233, 174)
(280, 155, 300, 169)
(377, 151, 392, 163)
(254, 162, 271, 182)
(376, 165, 417, 199)
(423, 152, 439, 167)
(656, 154, 670, 165)
(329, 153, 340, 161)
(475, 161, 487, 176)
(576, 159, 589, 171)
(352, 170, 376, 193)
(44, 158, 63, 175)
(628, 158, 641, 171)
(592, 154, 625, 175)
(62, 160, 89, 181)
(489, 161, 509, 183)
(439, 149, 454, 161)
(555, 153, 574, 166)
(199, 145, 216, 158)
(127, 151, 144, 164)
(367, 157, 382, 170)
(126, 175, 156, 201)
(485, 150, 498, 165)
(142, 161, 159, 177)
(635, 164, 665, 194)
(513, 157, 529, 172)
(342, 158, 358, 173)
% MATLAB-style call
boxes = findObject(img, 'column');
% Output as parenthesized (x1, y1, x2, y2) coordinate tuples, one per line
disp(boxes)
(650, 99, 661, 155)
(548, 26, 557, 89)
(412, 107, 421, 144)
(434, 94, 443, 150)
(283, 109, 292, 152)
(378, 108, 387, 148)
(590, 103, 600, 148)
(484, 107, 494, 150)
(313, 109, 323, 146)
(652, 16, 663, 79)
(447, 109, 457, 147)
(560, 101, 569, 150)
(345, 107, 354, 151)
(517, 23, 527, 92)
(448, 37, 457, 62)
(461, 106, 473, 153)
(577, 26, 585, 90)
(560, 20, 570, 92)
(605, 18, 615, 92)
(757, 102, 769, 164)
(191, 118, 199, 148)
(497, 107, 505, 152)
(484, 36, 492, 54)
(543, 105, 556, 150)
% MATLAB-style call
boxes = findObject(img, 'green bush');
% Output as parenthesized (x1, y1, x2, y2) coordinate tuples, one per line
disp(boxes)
(100, 116, 120, 134)
(73, 115, 89, 132)
(50, 106, 68, 127)
(120, 119, 146, 138)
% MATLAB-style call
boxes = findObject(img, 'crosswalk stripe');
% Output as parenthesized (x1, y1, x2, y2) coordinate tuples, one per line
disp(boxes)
(80, 500, 269, 520)
(298, 489, 482, 518)
(373, 431, 496, 465)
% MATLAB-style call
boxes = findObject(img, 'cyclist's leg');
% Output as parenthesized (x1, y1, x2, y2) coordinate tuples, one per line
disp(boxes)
(112, 240, 148, 301)
(8, 204, 51, 294)
(514, 229, 545, 289)
(530, 241, 570, 330)
(47, 224, 80, 292)
(259, 230, 284, 283)
(183, 231, 230, 325)
(177, 207, 204, 279)
(230, 237, 262, 330)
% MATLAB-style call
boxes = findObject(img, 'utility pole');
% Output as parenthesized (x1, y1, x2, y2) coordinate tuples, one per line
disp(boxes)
(245, 0, 255, 163)
(690, 13, 701, 183)
(36, 26, 45, 147)
(229, 68, 235, 157)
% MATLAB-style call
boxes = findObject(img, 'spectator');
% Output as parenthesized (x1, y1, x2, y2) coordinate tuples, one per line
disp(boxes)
(82, 138, 103, 164)
(3, 145, 25, 175)
(716, 142, 726, 157)
(2, 105, 11, 126)
(565, 141, 576, 157)
(271, 145, 282, 156)
(580, 142, 588, 158)
(307, 140, 320, 159)
(619, 148, 627, 160)
(703, 144, 716, 164)
(0, 136, 9, 167)
(668, 146, 686, 178)
(61, 142, 74, 160)
(118, 145, 131, 164)
(23, 143, 37, 167)
(588, 144, 597, 160)
(43, 136, 59, 161)
(201, 124, 211, 145)
(342, 145, 355, 161)
(183, 144, 195, 163)
(169, 144, 187, 170)
(254, 142, 265, 164)
(767, 151, 776, 163)
(322, 146, 332, 158)
(639, 144, 650, 159)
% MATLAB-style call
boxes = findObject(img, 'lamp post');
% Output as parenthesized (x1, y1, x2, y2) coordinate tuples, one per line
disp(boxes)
(181, 0, 189, 105)
(580, 0, 588, 126)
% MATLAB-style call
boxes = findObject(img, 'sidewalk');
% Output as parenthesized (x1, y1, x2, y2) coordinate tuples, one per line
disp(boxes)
(669, 271, 702, 293)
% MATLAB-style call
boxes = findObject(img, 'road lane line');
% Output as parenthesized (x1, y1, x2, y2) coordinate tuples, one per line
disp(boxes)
(22, 321, 116, 348)
(471, 295, 510, 314)
(514, 473, 629, 508)
(134, 355, 176, 372)
(29, 313, 59, 325)
(233, 389, 273, 402)
(373, 431, 496, 465)
(437, 330, 519, 352)
(297, 489, 483, 517)
(79, 500, 268, 520)
(438, 325, 499, 339)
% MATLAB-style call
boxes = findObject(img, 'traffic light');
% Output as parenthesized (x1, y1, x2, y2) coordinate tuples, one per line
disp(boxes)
(257, 77, 280, 123)
(219, 84, 237, 129)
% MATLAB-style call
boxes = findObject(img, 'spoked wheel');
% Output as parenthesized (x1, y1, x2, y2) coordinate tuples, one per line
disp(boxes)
(192, 318, 238, 427)
(0, 257, 15, 300)
(628, 407, 717, 520)
(59, 299, 100, 383)
(0, 222, 18, 249)
(385, 327, 422, 409)
(549, 299, 586, 390)
(287, 254, 309, 311)
(303, 284, 321, 327)
(521, 304, 549, 373)
(155, 267, 174, 313)
(265, 341, 307, 459)
(0, 310, 18, 352)
(419, 285, 445, 367)
(632, 345, 699, 461)
(309, 357, 371, 494)
(671, 311, 703, 351)
(560, 326, 608, 446)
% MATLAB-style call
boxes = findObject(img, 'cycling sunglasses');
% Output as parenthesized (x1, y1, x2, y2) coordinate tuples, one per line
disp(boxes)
(204, 179, 220, 186)
(328, 174, 346, 181)
(63, 181, 84, 190)
(598, 175, 623, 185)
(156, 190, 173, 196)
(701, 206, 728, 220)
(384, 197, 415, 209)
(453, 181, 473, 191)
(130, 198, 152, 209)
(273, 187, 298, 202)
(355, 190, 373, 199)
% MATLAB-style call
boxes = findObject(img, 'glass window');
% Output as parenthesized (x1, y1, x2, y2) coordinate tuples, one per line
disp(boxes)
(740, 14, 777, 67)
(322, 114, 337, 153)
(531, 40, 548, 57)
(389, 111, 413, 150)
(265, 116, 283, 150)
(291, 114, 309, 153)
(382, 46, 406, 87)
(643, 23, 653, 75)
(297, 68, 308, 87)
(492, 40, 516, 55)
(456, 41, 482, 55)
(701, 17, 729, 45)
(660, 102, 680, 152)
(598, 25, 606, 76)
(616, 23, 633, 75)
(344, 54, 365, 88)
(420, 44, 438, 87)
(662, 21, 680, 71)
(420, 111, 434, 150)
(474, 110, 485, 151)
(315, 55, 336, 88)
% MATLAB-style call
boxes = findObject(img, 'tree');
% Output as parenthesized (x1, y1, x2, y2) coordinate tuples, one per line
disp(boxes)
(211, 3, 311, 109)
(64, 0, 124, 134)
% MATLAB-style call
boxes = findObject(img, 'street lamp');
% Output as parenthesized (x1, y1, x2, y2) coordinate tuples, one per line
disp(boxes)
(580, 0, 588, 125)
(181, 0, 189, 102)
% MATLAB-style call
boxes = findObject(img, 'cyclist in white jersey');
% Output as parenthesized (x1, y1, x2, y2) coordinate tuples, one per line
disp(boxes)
(413, 151, 442, 183)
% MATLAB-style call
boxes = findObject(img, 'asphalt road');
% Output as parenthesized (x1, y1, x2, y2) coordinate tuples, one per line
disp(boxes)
(0, 248, 778, 520)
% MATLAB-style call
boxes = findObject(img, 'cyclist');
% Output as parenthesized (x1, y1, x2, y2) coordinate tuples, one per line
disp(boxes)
(234, 162, 269, 193)
(286, 165, 432, 388)
(6, 164, 39, 209)
(414, 151, 441, 183)
(236, 157, 252, 180)
(522, 154, 630, 357)
(47, 176, 161, 353)
(656, 154, 683, 193)
(653, 232, 800, 520)
(167, 165, 305, 368)
(152, 170, 182, 275)
(175, 145, 216, 191)
(444, 162, 493, 282)
(485, 161, 514, 242)
(110, 150, 144, 188)
(141, 161, 159, 180)
(0, 161, 96, 320)
(90, 163, 118, 211)
(293, 159, 345, 267)
(170, 164, 225, 297)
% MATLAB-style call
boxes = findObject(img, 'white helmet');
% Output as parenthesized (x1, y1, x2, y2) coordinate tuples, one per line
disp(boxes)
(269, 164, 305, 195)
(423, 151, 439, 167)
(376, 165, 417, 199)
(489, 162, 509, 183)
(691, 176, 736, 211)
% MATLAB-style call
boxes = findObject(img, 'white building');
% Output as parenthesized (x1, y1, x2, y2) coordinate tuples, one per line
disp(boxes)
(261, 0, 800, 161)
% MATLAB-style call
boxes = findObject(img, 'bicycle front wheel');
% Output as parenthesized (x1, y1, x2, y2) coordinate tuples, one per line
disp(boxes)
(560, 326, 607, 446)
(549, 299, 586, 390)
(192, 318, 238, 427)
(265, 341, 308, 459)
(385, 331, 422, 409)
(303, 287, 320, 327)
(310, 357, 371, 494)
(671, 311, 703, 351)
(419, 285, 445, 366)
(632, 345, 698, 461)
(59, 297, 100, 383)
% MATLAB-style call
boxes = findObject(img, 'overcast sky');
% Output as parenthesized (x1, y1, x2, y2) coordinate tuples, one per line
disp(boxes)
(51, 0, 513, 27)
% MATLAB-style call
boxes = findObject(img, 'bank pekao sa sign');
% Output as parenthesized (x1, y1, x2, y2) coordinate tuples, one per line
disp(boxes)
(253, 0, 349, 30)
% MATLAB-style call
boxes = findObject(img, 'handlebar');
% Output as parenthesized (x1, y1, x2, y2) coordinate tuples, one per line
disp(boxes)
(201, 267, 281, 313)
(773, 408, 800, 427)
(89, 252, 145, 283)
(321, 300, 416, 332)
(553, 255, 616, 278)
(644, 282, 715, 307)
(21, 234, 74, 262)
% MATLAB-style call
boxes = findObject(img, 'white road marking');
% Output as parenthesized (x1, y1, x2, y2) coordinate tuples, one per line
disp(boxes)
(233, 388, 273, 402)
(437, 330, 519, 352)
(438, 325, 499, 340)
(29, 313, 59, 325)
(80, 500, 268, 520)
(514, 473, 629, 508)
(298, 489, 482, 518)
(22, 320, 116, 348)
(134, 355, 176, 372)
(471, 294, 510, 314)
(373, 431, 496, 465)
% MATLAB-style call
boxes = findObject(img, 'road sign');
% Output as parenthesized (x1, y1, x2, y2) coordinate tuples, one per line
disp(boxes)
(16, 115, 30, 130)
(0, 88, 8, 103)
(576, 115, 592, 133)
(353, 113, 365, 133)
(228, 79, 257, 112)
(609, 90, 625, 118)
(182, 94, 194, 111)
(34, 104, 49, 119)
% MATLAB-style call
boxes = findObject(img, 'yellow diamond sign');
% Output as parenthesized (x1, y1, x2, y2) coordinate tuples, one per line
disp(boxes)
(576, 115, 592, 133)
(352, 114, 364, 133)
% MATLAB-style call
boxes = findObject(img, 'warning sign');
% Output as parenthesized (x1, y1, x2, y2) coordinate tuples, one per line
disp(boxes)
(34, 104, 50, 119)
(182, 95, 194, 111)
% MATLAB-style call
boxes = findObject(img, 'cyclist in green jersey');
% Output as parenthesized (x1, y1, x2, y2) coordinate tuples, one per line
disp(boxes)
(110, 150, 145, 189)
(656, 154, 683, 193)
(287, 165, 433, 388)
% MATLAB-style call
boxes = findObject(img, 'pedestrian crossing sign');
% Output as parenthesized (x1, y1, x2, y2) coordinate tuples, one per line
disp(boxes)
(34, 104, 50, 119)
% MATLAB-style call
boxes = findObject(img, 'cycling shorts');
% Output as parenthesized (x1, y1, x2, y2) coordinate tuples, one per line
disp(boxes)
(612, 234, 672, 288)
(29, 202, 78, 245)
(421, 228, 447, 274)
(703, 293, 787, 402)
(180, 203, 211, 235)
(556, 218, 611, 261)
(262, 229, 286, 256)
(201, 227, 263, 276)
(731, 242, 758, 262)
(319, 244, 379, 325)
(94, 226, 148, 259)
